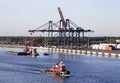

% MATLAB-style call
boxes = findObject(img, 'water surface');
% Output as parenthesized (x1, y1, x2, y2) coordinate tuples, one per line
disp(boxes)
(0, 47, 120, 83)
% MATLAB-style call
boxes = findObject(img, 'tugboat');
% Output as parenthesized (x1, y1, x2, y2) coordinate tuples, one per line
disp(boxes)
(6, 46, 39, 57)
(6, 38, 39, 57)
(23, 45, 39, 57)
(43, 61, 70, 77)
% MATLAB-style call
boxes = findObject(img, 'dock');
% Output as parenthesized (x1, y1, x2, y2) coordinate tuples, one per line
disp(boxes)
(38, 47, 120, 58)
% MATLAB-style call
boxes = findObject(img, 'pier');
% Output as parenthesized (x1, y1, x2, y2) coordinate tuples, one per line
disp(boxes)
(37, 46, 120, 58)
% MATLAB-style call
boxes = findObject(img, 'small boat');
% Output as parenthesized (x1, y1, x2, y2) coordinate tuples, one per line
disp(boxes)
(43, 52, 49, 56)
(42, 61, 70, 77)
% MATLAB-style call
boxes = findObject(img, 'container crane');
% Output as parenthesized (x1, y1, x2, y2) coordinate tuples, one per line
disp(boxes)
(28, 7, 94, 49)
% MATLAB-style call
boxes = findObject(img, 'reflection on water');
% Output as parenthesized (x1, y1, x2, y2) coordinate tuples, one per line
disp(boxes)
(0, 47, 120, 83)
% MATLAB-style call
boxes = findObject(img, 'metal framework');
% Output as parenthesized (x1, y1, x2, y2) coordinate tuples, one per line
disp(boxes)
(28, 7, 94, 49)
(28, 19, 93, 49)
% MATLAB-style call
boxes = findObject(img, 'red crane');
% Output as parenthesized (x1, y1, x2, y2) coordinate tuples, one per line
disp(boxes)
(23, 37, 36, 53)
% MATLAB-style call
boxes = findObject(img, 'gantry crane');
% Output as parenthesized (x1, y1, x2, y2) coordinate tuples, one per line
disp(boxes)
(28, 7, 94, 49)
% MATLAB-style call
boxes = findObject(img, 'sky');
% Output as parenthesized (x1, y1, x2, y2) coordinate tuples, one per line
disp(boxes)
(0, 0, 120, 37)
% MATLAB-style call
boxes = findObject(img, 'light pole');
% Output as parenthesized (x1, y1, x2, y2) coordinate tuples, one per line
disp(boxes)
(87, 34, 90, 48)
(110, 34, 112, 44)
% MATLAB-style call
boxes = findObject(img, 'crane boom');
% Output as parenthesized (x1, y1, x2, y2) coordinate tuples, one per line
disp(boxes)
(57, 7, 67, 31)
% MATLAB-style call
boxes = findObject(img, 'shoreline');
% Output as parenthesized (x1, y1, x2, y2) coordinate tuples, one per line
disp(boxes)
(0, 44, 24, 48)
(0, 44, 120, 58)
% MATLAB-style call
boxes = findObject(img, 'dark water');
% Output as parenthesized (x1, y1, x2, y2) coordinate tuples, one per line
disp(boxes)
(0, 47, 120, 83)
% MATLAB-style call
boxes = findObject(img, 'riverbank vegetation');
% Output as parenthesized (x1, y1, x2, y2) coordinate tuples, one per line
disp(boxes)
(0, 36, 120, 46)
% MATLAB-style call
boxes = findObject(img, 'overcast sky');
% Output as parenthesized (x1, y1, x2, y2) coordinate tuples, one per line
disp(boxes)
(0, 0, 120, 36)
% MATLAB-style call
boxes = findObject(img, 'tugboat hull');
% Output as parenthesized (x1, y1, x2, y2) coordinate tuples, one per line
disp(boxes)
(6, 51, 30, 55)
(43, 70, 70, 77)
(6, 51, 39, 56)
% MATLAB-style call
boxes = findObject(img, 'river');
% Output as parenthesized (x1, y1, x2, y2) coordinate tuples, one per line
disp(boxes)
(0, 47, 120, 83)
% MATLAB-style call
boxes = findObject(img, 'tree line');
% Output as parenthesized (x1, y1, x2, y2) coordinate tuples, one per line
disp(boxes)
(0, 36, 119, 46)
